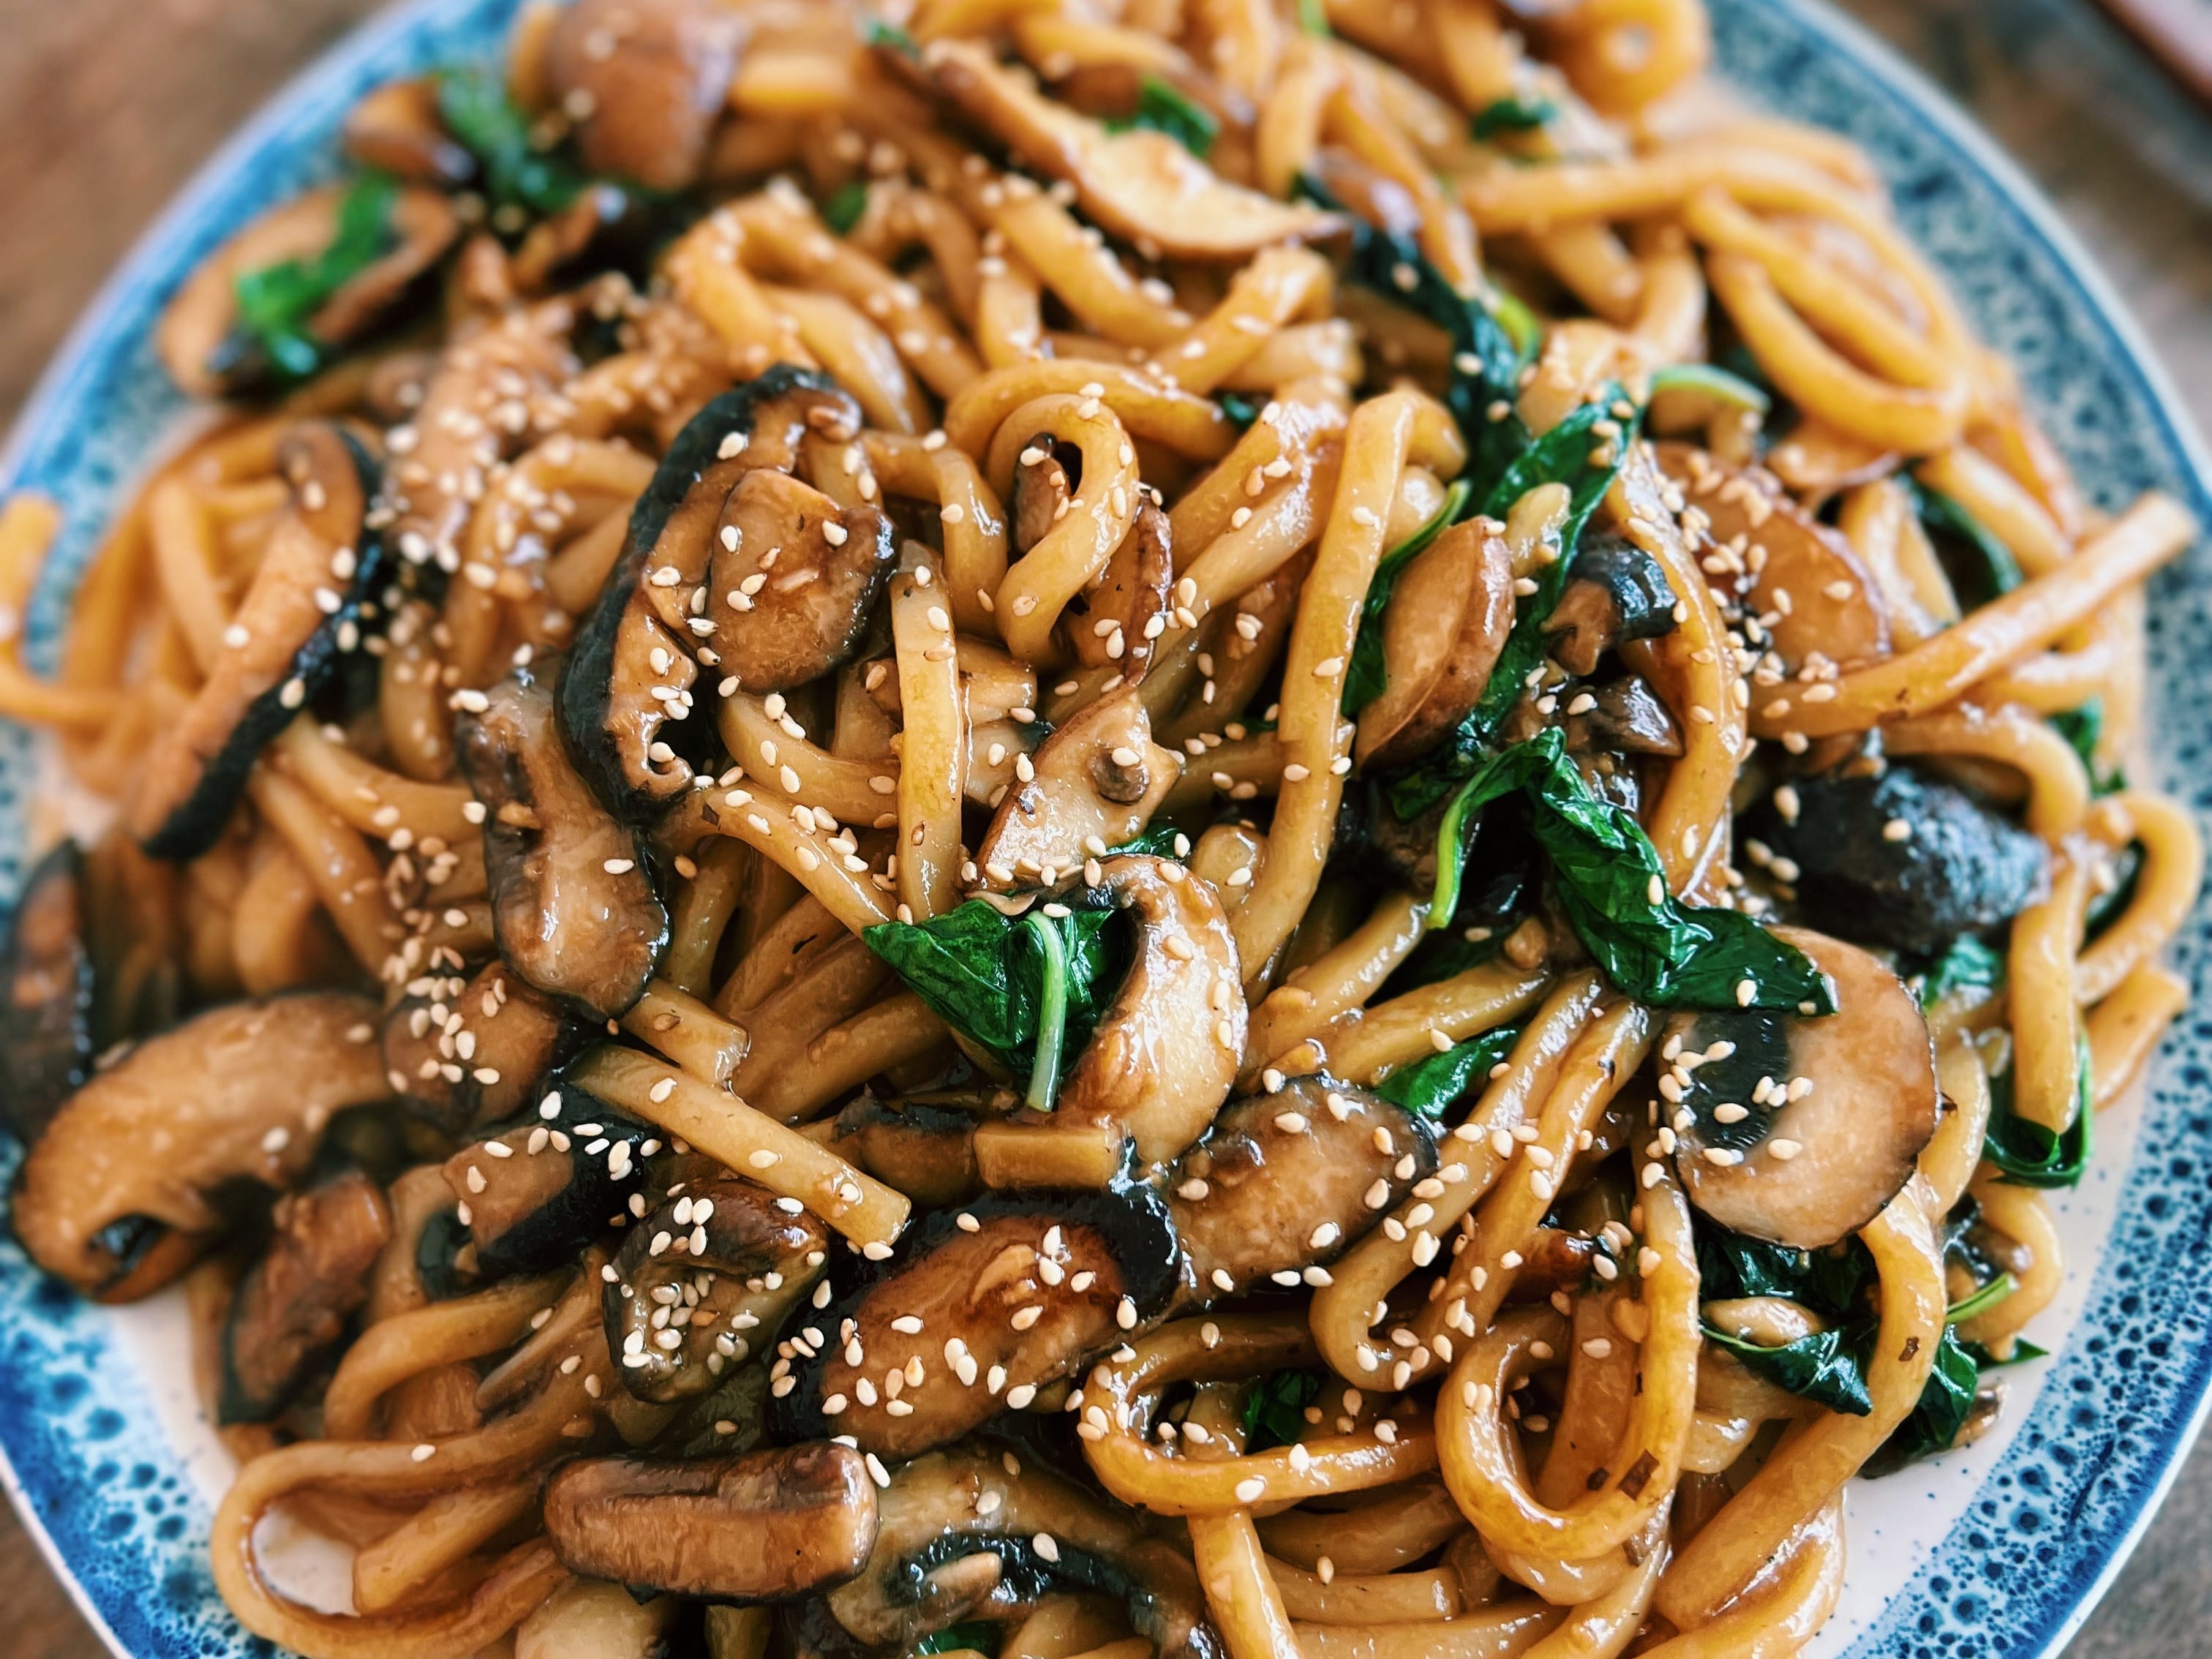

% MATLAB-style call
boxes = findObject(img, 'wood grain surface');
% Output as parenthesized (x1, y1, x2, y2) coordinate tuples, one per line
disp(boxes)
(1, 1, 2209, 1656)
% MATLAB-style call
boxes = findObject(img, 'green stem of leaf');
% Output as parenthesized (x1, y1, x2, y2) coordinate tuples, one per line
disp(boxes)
(1023, 910, 1069, 1114)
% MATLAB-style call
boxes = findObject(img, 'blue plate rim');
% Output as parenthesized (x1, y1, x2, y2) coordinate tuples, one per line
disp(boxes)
(0, 0, 2208, 1655)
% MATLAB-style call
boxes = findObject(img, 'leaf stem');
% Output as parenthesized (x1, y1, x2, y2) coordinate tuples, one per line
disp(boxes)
(1023, 911, 1069, 1113)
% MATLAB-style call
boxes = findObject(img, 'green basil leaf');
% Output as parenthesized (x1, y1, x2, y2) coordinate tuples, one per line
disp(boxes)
(1105, 75, 1219, 159)
(1425, 729, 1835, 1013)
(1982, 1035, 2092, 1187)
(1373, 1025, 1521, 1118)
(1342, 477, 1473, 714)
(913, 1621, 1003, 1656)
(1470, 96, 1560, 140)
(437, 69, 584, 214)
(1241, 1369, 1325, 1452)
(823, 179, 870, 234)
(1701, 1322, 1873, 1416)
(229, 171, 400, 383)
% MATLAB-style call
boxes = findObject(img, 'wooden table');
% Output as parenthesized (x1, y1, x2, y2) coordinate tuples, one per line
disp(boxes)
(1, 1, 2208, 1655)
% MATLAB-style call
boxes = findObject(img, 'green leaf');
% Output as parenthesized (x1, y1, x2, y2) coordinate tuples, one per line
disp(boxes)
(1216, 391, 1263, 430)
(228, 171, 400, 383)
(1342, 478, 1473, 715)
(1867, 1325, 1981, 1475)
(1382, 394, 1639, 818)
(823, 179, 870, 235)
(1909, 478, 2020, 607)
(1423, 729, 1835, 1013)
(1701, 1321, 1873, 1416)
(865, 18, 920, 55)
(1021, 911, 1069, 1113)
(1963, 1336, 2047, 1369)
(2049, 700, 2124, 797)
(1982, 1036, 2093, 1187)
(1297, 0, 1331, 36)
(1945, 1271, 2017, 1325)
(1649, 362, 1772, 417)
(1470, 96, 1559, 140)
(1694, 1225, 1872, 1319)
(1241, 1369, 1325, 1452)
(1910, 933, 2004, 1009)
(1373, 1025, 1521, 1118)
(912, 1621, 1003, 1657)
(1105, 76, 1219, 159)
(436, 69, 584, 214)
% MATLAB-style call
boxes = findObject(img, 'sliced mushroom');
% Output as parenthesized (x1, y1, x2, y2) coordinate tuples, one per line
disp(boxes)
(808, 1442, 1216, 1658)
(1669, 926, 1938, 1248)
(969, 855, 1240, 1189)
(219, 1168, 394, 1423)
(1165, 1077, 1438, 1301)
(772, 1189, 1180, 1460)
(546, 1443, 877, 1601)
(382, 963, 586, 1132)
(457, 657, 669, 1020)
(1500, 1227, 1600, 1304)
(606, 1176, 827, 1402)
(443, 1080, 653, 1279)
(12, 992, 385, 1297)
(132, 424, 390, 859)
(1009, 433, 1077, 557)
(1356, 518, 1516, 770)
(560, 366, 866, 819)
(1739, 764, 2048, 955)
(1657, 443, 1889, 677)
(1562, 676, 1682, 758)
(707, 467, 898, 695)
(0, 842, 93, 1143)
(341, 78, 477, 185)
(830, 1093, 987, 1210)
(918, 39, 1337, 260)
(545, 0, 747, 195)
(157, 185, 459, 397)
(1541, 533, 1680, 680)
(974, 691, 1181, 887)
(1065, 499, 1174, 680)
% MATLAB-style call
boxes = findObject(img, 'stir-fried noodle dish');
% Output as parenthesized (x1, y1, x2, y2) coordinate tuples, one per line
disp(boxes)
(0, 0, 2202, 1654)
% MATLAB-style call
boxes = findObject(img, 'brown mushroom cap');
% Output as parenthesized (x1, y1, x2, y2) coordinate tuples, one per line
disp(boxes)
(1355, 518, 1516, 770)
(545, 0, 747, 195)
(220, 1169, 394, 1423)
(974, 688, 1182, 887)
(544, 1443, 878, 1600)
(383, 963, 583, 1132)
(708, 469, 897, 695)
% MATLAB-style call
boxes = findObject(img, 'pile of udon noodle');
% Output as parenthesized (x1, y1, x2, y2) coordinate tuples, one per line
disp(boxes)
(0, 0, 2199, 1656)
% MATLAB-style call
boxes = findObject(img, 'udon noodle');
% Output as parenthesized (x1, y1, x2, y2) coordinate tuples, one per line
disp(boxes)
(0, 1, 2199, 1655)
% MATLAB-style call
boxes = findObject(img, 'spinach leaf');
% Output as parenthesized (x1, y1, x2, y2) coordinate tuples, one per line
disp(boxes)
(1216, 391, 1263, 431)
(1694, 1225, 1871, 1317)
(1909, 933, 2004, 1009)
(1701, 1321, 1873, 1415)
(1945, 1271, 2017, 1324)
(1648, 362, 1772, 418)
(1470, 96, 1559, 140)
(1383, 395, 1639, 818)
(437, 69, 584, 214)
(1342, 478, 1473, 715)
(1866, 1325, 1981, 1475)
(1424, 729, 1836, 1013)
(823, 179, 870, 234)
(1964, 1336, 2047, 1369)
(1297, 0, 1330, 37)
(1241, 1369, 1325, 1452)
(1909, 478, 2020, 609)
(229, 172, 399, 382)
(865, 18, 921, 55)
(1982, 1037, 2093, 1187)
(1373, 1026, 1521, 1118)
(914, 1622, 1003, 1656)
(1105, 76, 1219, 159)
(2050, 700, 2124, 797)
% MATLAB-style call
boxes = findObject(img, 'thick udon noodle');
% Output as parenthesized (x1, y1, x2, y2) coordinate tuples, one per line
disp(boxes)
(0, 0, 2200, 1655)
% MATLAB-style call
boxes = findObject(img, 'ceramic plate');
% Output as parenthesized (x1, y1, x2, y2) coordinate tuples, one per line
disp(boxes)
(1, 1, 2208, 1654)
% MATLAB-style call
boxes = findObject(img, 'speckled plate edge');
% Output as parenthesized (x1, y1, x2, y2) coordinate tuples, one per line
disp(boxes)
(1, 1, 2210, 1655)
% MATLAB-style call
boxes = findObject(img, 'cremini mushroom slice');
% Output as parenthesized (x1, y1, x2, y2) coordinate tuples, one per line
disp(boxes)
(974, 688, 1181, 887)
(772, 1189, 1179, 1459)
(1738, 764, 2047, 956)
(830, 1092, 988, 1210)
(708, 467, 898, 695)
(604, 1175, 827, 1402)
(560, 366, 870, 819)
(918, 38, 1339, 260)
(1165, 1076, 1439, 1301)
(1009, 432, 1077, 557)
(1541, 532, 1682, 679)
(1669, 925, 1938, 1248)
(1657, 441, 1890, 677)
(545, 1443, 879, 1602)
(977, 854, 1243, 1186)
(1562, 675, 1683, 759)
(157, 184, 458, 398)
(457, 657, 669, 1020)
(1356, 517, 1516, 770)
(1066, 497, 1174, 680)
(440, 1079, 654, 1279)
(13, 992, 386, 1298)
(219, 1169, 394, 1423)
(341, 78, 476, 186)
(383, 963, 584, 1135)
(812, 1442, 1214, 1657)
(132, 424, 390, 859)
(0, 840, 93, 1143)
(544, 0, 748, 195)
